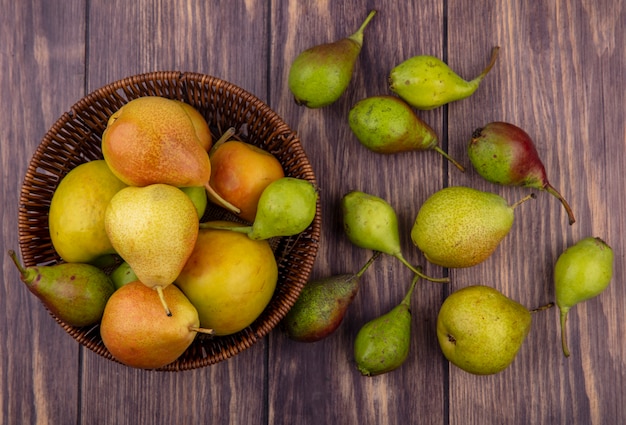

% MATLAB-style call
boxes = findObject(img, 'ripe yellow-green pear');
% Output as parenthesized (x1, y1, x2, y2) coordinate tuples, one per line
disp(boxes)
(411, 186, 534, 268)
(437, 285, 532, 375)
(48, 160, 127, 263)
(175, 222, 278, 335)
(104, 184, 199, 315)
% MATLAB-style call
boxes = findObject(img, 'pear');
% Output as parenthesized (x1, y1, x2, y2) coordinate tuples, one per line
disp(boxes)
(283, 252, 380, 342)
(175, 222, 278, 336)
(354, 274, 420, 376)
(469, 121, 576, 225)
(8, 250, 115, 327)
(101, 96, 239, 214)
(555, 237, 614, 357)
(436, 285, 532, 375)
(411, 186, 534, 268)
(100, 281, 212, 369)
(110, 261, 138, 290)
(348, 95, 465, 171)
(104, 184, 199, 315)
(288, 10, 377, 108)
(341, 190, 449, 283)
(208, 130, 285, 222)
(389, 46, 500, 110)
(179, 186, 208, 219)
(48, 160, 127, 264)
(200, 177, 318, 240)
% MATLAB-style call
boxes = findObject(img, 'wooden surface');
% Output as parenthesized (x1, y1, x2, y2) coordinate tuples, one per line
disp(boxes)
(1, 1, 624, 424)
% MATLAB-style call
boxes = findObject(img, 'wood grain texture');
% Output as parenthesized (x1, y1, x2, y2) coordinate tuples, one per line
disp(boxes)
(0, 0, 624, 424)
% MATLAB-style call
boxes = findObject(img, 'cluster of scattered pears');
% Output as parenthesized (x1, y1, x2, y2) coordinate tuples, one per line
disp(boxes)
(285, 10, 614, 376)
(10, 96, 318, 370)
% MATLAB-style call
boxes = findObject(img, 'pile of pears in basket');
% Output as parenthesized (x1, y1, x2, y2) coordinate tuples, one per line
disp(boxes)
(10, 96, 318, 370)
(283, 9, 615, 377)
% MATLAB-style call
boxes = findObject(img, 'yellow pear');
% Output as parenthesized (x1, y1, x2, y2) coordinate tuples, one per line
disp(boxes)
(48, 160, 127, 263)
(100, 281, 204, 369)
(175, 222, 278, 335)
(104, 184, 199, 314)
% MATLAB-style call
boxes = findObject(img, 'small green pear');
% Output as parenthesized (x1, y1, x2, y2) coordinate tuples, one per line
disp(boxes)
(288, 10, 377, 108)
(342, 190, 449, 283)
(110, 261, 138, 290)
(411, 186, 534, 268)
(389, 46, 500, 110)
(354, 274, 420, 376)
(348, 95, 464, 171)
(555, 237, 614, 357)
(283, 252, 380, 342)
(8, 250, 115, 327)
(437, 285, 532, 375)
(179, 186, 208, 219)
(201, 177, 318, 240)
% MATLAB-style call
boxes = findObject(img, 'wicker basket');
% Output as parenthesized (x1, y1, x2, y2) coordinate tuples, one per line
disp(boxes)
(17, 71, 321, 371)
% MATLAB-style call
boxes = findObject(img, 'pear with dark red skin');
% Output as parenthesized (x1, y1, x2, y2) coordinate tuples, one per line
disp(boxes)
(468, 121, 575, 225)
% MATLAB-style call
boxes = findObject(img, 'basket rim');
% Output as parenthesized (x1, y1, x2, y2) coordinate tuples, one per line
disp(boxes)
(17, 71, 322, 371)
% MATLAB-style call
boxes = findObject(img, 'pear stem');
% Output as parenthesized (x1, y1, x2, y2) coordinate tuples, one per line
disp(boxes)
(204, 182, 241, 215)
(560, 310, 571, 357)
(348, 10, 377, 46)
(355, 251, 382, 278)
(529, 302, 554, 313)
(432, 146, 465, 172)
(400, 274, 421, 307)
(208, 127, 236, 156)
(199, 221, 252, 234)
(190, 326, 215, 335)
(7, 250, 27, 277)
(154, 286, 172, 317)
(474, 46, 500, 82)
(544, 182, 576, 225)
(510, 193, 537, 210)
(394, 253, 450, 283)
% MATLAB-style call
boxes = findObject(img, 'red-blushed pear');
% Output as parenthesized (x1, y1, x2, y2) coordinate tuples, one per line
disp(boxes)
(104, 184, 199, 315)
(100, 281, 212, 369)
(101, 96, 239, 214)
(208, 136, 285, 222)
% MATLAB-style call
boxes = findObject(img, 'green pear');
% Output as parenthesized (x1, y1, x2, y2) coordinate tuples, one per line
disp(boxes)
(283, 252, 380, 342)
(8, 250, 115, 327)
(342, 190, 449, 283)
(48, 160, 127, 264)
(354, 274, 420, 376)
(411, 186, 534, 268)
(437, 285, 532, 375)
(104, 183, 199, 315)
(201, 177, 318, 240)
(179, 186, 208, 219)
(389, 47, 500, 110)
(100, 281, 212, 369)
(110, 261, 138, 290)
(348, 95, 464, 171)
(555, 237, 614, 357)
(288, 10, 377, 108)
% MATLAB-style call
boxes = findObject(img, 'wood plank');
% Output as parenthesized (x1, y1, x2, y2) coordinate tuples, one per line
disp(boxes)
(0, 0, 86, 423)
(79, 2, 272, 424)
(268, 2, 448, 424)
(446, 0, 626, 423)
